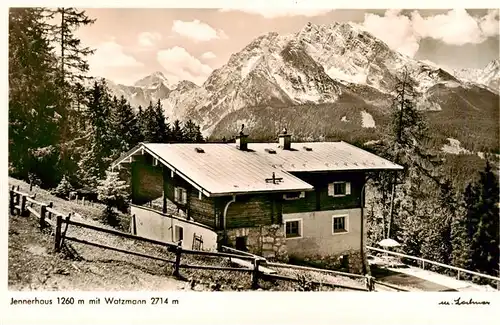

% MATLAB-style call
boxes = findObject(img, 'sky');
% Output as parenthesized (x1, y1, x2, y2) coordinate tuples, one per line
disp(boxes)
(74, 8, 500, 86)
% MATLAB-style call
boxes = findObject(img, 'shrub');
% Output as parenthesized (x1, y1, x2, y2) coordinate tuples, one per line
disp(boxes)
(52, 175, 74, 199)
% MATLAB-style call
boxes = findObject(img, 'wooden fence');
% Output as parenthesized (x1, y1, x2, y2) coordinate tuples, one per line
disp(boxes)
(367, 246, 500, 287)
(9, 187, 376, 291)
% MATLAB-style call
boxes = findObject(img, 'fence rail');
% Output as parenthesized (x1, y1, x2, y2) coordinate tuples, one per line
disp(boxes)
(373, 280, 409, 292)
(260, 273, 369, 291)
(9, 187, 376, 291)
(266, 261, 367, 279)
(367, 246, 500, 284)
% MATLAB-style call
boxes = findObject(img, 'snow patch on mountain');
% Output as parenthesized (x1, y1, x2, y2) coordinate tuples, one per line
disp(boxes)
(241, 55, 262, 79)
(442, 138, 471, 155)
(452, 59, 499, 93)
(361, 111, 376, 128)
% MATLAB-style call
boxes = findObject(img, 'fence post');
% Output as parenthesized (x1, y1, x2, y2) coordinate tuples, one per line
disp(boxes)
(54, 215, 62, 252)
(252, 258, 262, 290)
(20, 195, 27, 217)
(40, 204, 47, 229)
(173, 242, 182, 277)
(365, 275, 375, 292)
(59, 214, 71, 249)
(47, 202, 53, 220)
(9, 186, 15, 215)
(457, 271, 461, 280)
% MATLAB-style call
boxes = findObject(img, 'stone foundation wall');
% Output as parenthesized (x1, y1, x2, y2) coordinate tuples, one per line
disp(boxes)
(290, 249, 365, 274)
(225, 225, 288, 261)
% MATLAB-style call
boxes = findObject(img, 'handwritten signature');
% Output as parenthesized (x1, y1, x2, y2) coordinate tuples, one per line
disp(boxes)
(439, 297, 491, 306)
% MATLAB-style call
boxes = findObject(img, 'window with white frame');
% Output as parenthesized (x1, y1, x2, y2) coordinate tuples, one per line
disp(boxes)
(332, 215, 348, 234)
(174, 225, 184, 242)
(174, 187, 188, 204)
(285, 219, 302, 238)
(283, 191, 305, 200)
(328, 182, 351, 197)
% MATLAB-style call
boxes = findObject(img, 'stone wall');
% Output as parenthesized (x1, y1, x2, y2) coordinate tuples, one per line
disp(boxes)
(225, 224, 288, 261)
(290, 249, 364, 274)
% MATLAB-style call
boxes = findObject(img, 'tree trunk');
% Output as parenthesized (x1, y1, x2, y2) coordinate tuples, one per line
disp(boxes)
(387, 180, 396, 238)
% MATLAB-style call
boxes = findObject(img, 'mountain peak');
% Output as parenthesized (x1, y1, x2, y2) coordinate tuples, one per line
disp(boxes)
(134, 71, 170, 88)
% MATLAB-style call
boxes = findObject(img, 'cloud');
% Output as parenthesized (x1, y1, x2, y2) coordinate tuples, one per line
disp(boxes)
(172, 20, 227, 42)
(201, 51, 217, 60)
(88, 41, 144, 70)
(362, 9, 420, 57)
(219, 8, 332, 19)
(157, 46, 213, 85)
(361, 9, 500, 58)
(138, 32, 162, 48)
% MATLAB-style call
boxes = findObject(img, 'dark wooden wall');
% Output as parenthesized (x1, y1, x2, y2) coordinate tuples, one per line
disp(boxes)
(224, 193, 283, 228)
(282, 171, 365, 214)
(131, 156, 163, 205)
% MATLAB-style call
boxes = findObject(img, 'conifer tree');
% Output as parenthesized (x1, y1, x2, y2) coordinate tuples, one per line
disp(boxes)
(370, 67, 441, 239)
(464, 161, 499, 277)
(9, 8, 62, 186)
(141, 101, 157, 142)
(78, 80, 113, 187)
(52, 175, 74, 199)
(49, 7, 95, 177)
(154, 99, 169, 142)
(182, 119, 204, 142)
(97, 168, 129, 227)
(171, 120, 185, 143)
(110, 95, 141, 153)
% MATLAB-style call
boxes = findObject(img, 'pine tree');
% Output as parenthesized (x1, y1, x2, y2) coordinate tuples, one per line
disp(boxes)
(371, 67, 442, 239)
(141, 101, 157, 142)
(182, 119, 204, 142)
(49, 7, 95, 178)
(110, 96, 141, 153)
(50, 7, 95, 87)
(141, 100, 169, 143)
(171, 120, 185, 143)
(9, 8, 62, 187)
(135, 105, 145, 142)
(464, 161, 499, 277)
(52, 175, 74, 199)
(154, 99, 169, 142)
(78, 80, 114, 187)
(97, 168, 129, 226)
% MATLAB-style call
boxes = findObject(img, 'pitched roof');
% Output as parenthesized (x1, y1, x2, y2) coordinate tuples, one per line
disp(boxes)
(112, 141, 402, 197)
(239, 141, 403, 172)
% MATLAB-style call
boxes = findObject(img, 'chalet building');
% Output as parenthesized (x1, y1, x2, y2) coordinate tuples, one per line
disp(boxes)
(112, 131, 402, 273)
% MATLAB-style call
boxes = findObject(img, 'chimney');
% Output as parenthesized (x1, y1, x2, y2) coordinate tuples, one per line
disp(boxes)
(236, 124, 248, 151)
(278, 128, 291, 150)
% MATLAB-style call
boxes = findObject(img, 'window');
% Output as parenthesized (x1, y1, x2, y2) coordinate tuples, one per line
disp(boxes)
(285, 219, 302, 238)
(174, 225, 184, 242)
(328, 182, 351, 197)
(174, 187, 187, 204)
(332, 215, 348, 234)
(283, 191, 305, 200)
(235, 236, 248, 251)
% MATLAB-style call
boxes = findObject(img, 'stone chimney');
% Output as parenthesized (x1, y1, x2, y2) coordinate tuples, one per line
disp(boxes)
(278, 127, 291, 150)
(236, 124, 248, 151)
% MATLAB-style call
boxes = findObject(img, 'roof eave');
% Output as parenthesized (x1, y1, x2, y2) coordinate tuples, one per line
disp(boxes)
(208, 187, 315, 197)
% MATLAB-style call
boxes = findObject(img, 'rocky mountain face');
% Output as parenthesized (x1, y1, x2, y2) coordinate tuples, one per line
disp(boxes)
(103, 71, 193, 110)
(105, 22, 499, 153)
(453, 59, 500, 94)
